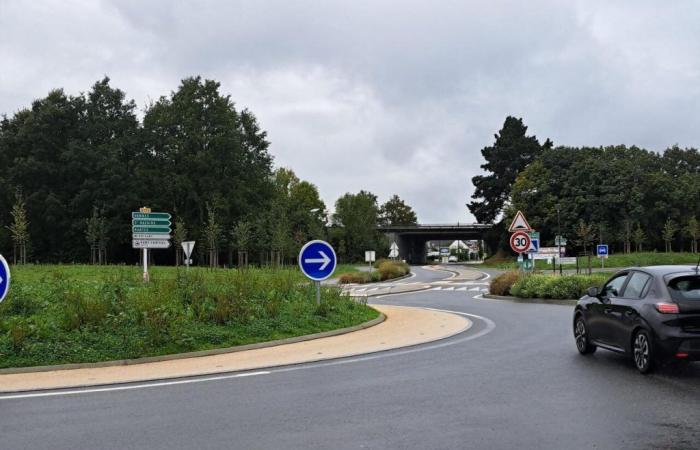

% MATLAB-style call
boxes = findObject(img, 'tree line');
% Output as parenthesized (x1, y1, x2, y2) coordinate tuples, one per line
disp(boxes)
(469, 117, 700, 255)
(0, 77, 418, 265)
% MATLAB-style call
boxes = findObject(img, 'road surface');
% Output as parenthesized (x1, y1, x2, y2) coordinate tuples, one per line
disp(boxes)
(2, 266, 699, 450)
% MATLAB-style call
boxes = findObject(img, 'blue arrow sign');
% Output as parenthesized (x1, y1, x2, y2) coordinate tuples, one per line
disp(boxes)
(299, 240, 337, 281)
(597, 244, 609, 257)
(0, 254, 10, 303)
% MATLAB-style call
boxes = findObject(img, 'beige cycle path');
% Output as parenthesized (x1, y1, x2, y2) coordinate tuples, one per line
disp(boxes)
(0, 305, 470, 393)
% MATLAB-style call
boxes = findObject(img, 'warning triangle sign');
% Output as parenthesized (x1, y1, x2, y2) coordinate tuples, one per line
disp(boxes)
(508, 211, 532, 232)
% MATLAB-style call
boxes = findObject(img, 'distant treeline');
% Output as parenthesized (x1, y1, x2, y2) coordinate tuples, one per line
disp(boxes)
(0, 77, 418, 264)
(470, 117, 700, 254)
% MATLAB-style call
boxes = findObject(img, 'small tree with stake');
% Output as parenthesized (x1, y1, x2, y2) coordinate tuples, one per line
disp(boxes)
(7, 190, 29, 265)
(685, 217, 699, 254)
(633, 224, 647, 252)
(662, 218, 677, 253)
(574, 220, 596, 274)
(203, 204, 222, 268)
(231, 220, 252, 268)
(173, 219, 187, 266)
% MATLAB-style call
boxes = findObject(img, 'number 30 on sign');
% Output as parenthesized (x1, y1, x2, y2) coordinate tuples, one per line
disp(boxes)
(510, 231, 531, 254)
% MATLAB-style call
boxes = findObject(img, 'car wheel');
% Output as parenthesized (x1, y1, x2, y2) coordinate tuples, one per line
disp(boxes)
(632, 329, 654, 374)
(574, 316, 596, 355)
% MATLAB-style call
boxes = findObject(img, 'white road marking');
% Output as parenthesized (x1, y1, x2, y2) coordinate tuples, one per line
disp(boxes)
(443, 287, 454, 291)
(457, 287, 467, 291)
(469, 287, 480, 291)
(0, 308, 495, 401)
(0, 371, 271, 400)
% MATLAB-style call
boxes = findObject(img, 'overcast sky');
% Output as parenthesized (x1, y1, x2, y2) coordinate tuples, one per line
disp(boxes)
(2, 1, 699, 223)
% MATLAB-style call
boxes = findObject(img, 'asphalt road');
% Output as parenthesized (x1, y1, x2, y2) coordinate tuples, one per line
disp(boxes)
(2, 266, 699, 450)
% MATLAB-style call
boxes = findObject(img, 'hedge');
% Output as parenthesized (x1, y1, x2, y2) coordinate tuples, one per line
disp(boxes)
(490, 271, 610, 300)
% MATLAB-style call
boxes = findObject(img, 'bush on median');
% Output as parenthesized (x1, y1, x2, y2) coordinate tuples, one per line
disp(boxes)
(490, 271, 610, 300)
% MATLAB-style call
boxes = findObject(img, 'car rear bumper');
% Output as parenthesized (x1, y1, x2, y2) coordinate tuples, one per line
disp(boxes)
(656, 335, 700, 361)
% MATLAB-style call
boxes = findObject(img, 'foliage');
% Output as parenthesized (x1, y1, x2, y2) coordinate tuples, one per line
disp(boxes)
(0, 265, 378, 369)
(7, 189, 30, 264)
(337, 260, 409, 284)
(469, 116, 552, 224)
(685, 217, 699, 253)
(662, 219, 677, 252)
(489, 271, 521, 296)
(173, 219, 187, 266)
(508, 273, 609, 299)
(0, 77, 276, 263)
(378, 195, 418, 226)
(331, 191, 382, 262)
(509, 144, 700, 254)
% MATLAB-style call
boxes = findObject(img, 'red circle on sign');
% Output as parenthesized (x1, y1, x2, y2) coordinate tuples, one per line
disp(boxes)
(510, 231, 531, 253)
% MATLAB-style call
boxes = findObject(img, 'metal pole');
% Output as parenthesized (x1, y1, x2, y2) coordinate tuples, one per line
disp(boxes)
(557, 205, 562, 276)
(143, 248, 149, 282)
(315, 281, 320, 306)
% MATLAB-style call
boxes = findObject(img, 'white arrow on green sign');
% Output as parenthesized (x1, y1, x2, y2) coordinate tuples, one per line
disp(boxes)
(133, 225, 171, 233)
(132, 212, 171, 220)
(132, 219, 172, 226)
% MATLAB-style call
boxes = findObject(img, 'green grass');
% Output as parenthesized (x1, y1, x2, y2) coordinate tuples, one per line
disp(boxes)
(483, 252, 700, 271)
(0, 265, 378, 369)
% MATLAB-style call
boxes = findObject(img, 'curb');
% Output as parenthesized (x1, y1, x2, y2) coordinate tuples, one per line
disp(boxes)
(0, 312, 386, 375)
(482, 293, 577, 306)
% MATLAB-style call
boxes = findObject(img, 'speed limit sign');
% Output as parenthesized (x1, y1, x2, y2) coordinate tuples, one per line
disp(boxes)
(510, 231, 531, 254)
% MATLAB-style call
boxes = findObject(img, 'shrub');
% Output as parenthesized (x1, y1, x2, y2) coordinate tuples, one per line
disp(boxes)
(508, 273, 609, 299)
(338, 272, 370, 284)
(489, 271, 521, 296)
(377, 261, 409, 281)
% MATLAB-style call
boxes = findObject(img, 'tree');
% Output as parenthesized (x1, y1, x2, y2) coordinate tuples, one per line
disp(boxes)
(332, 191, 380, 262)
(7, 190, 29, 264)
(662, 219, 677, 253)
(469, 116, 551, 223)
(379, 195, 418, 226)
(173, 219, 187, 266)
(574, 220, 596, 273)
(85, 207, 101, 265)
(685, 217, 699, 254)
(633, 224, 647, 252)
(231, 220, 253, 267)
(203, 204, 222, 268)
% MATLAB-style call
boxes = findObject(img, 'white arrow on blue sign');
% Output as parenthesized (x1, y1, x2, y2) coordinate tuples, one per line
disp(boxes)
(299, 240, 337, 281)
(0, 254, 11, 303)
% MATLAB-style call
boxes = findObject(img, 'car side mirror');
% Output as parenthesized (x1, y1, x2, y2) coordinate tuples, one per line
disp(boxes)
(587, 287, 599, 298)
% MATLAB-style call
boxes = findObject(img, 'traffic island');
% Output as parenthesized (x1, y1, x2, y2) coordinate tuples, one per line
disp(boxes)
(0, 305, 470, 393)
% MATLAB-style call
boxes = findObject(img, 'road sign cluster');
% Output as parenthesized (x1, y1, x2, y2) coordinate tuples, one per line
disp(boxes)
(132, 211, 171, 249)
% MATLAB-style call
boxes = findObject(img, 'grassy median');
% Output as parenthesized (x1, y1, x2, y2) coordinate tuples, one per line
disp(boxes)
(0, 265, 378, 369)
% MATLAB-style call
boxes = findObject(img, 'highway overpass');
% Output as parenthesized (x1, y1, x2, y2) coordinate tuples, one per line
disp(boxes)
(378, 223, 492, 264)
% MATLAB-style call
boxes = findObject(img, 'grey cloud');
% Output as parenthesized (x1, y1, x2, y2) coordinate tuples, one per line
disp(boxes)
(1, 0, 699, 222)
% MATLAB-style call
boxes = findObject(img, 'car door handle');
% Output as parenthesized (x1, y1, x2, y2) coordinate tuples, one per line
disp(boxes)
(604, 308, 613, 314)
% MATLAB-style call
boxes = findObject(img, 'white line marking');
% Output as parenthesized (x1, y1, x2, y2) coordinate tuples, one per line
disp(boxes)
(457, 287, 467, 291)
(469, 287, 480, 291)
(443, 287, 454, 291)
(0, 308, 495, 401)
(0, 371, 271, 400)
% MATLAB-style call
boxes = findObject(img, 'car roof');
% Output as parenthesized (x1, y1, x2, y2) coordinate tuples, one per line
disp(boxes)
(622, 265, 700, 277)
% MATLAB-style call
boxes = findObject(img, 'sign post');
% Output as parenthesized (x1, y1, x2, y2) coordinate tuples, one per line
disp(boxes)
(132, 208, 172, 282)
(597, 244, 609, 269)
(389, 242, 399, 259)
(0, 254, 11, 304)
(365, 250, 376, 274)
(182, 241, 195, 269)
(299, 240, 337, 305)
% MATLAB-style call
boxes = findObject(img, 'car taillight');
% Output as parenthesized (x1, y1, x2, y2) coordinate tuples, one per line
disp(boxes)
(655, 302, 680, 314)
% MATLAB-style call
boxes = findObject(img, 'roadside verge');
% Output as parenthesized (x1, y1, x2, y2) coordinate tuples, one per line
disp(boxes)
(0, 305, 471, 393)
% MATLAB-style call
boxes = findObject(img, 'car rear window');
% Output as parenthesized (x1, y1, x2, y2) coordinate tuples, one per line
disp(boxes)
(667, 276, 700, 301)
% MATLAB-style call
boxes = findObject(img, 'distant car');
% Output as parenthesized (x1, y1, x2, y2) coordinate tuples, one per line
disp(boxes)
(573, 266, 700, 373)
(448, 256, 458, 262)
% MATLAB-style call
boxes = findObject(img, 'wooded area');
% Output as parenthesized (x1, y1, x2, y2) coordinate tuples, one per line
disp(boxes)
(0, 77, 417, 265)
(470, 117, 700, 254)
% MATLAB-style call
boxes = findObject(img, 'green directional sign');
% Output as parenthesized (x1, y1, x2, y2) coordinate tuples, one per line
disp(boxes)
(132, 212, 171, 220)
(132, 226, 171, 234)
(132, 219, 172, 226)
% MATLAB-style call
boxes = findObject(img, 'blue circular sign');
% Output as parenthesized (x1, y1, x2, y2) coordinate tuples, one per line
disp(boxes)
(0, 254, 10, 304)
(298, 240, 337, 281)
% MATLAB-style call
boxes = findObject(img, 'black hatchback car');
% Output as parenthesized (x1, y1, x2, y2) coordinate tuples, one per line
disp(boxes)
(573, 266, 700, 373)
